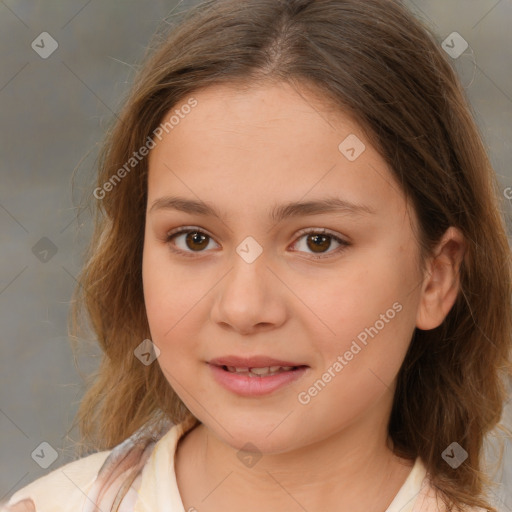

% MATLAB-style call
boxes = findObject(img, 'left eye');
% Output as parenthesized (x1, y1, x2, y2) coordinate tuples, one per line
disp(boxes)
(290, 229, 349, 258)
(165, 227, 349, 259)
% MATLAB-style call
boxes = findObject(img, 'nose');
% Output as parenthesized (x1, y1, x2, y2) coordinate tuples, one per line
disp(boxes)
(209, 248, 287, 335)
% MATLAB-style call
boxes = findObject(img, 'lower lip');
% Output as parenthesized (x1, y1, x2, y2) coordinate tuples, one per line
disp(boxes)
(208, 364, 308, 396)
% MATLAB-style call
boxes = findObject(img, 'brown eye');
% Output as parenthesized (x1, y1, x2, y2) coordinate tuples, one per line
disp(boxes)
(165, 228, 219, 256)
(165, 226, 350, 259)
(184, 231, 209, 251)
(291, 229, 350, 259)
(306, 233, 332, 253)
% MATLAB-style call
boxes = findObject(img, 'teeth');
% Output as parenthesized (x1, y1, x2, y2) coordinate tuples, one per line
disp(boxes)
(224, 365, 296, 376)
(249, 366, 273, 375)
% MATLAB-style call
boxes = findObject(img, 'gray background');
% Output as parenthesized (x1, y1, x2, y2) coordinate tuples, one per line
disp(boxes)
(1, 0, 511, 509)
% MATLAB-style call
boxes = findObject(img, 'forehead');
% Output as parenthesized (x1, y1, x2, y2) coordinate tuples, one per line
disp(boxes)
(173, 80, 356, 138)
(148, 81, 363, 179)
(146, 81, 413, 229)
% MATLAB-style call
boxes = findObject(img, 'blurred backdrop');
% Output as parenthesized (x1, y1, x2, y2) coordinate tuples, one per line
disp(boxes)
(1, 0, 511, 509)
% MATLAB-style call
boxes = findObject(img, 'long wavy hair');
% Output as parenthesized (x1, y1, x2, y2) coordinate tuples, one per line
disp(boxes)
(69, 0, 512, 510)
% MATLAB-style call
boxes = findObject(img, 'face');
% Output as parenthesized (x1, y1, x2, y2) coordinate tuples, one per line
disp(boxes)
(142, 81, 426, 454)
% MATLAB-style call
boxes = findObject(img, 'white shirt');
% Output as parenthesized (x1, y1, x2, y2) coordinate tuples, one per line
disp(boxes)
(1, 417, 486, 512)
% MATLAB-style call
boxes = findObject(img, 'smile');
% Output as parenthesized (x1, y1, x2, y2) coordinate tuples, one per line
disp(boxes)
(222, 365, 298, 376)
(209, 363, 308, 396)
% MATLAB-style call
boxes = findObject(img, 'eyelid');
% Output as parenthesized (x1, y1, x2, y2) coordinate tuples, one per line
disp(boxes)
(166, 225, 215, 240)
(293, 227, 347, 242)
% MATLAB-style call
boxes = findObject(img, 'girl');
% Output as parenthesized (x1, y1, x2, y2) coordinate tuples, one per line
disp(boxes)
(2, 0, 511, 510)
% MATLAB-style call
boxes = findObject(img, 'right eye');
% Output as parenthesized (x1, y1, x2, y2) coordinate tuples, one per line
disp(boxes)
(165, 227, 220, 257)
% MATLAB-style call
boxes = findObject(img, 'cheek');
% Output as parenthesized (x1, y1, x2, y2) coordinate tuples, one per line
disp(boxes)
(300, 301, 413, 431)
(142, 242, 210, 369)
(142, 244, 190, 341)
(309, 250, 417, 370)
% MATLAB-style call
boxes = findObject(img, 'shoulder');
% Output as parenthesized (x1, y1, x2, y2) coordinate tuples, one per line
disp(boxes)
(0, 450, 111, 512)
(0, 417, 179, 512)
(413, 471, 490, 512)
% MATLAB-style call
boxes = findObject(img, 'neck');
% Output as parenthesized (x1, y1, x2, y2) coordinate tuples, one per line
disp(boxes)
(175, 398, 415, 511)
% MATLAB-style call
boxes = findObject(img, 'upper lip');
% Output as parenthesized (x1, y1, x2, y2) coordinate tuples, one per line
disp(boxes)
(208, 355, 307, 368)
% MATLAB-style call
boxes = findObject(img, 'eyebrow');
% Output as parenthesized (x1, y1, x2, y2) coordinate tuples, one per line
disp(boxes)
(149, 195, 376, 223)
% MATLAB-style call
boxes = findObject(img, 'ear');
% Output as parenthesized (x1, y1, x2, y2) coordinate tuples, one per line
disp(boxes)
(415, 226, 466, 330)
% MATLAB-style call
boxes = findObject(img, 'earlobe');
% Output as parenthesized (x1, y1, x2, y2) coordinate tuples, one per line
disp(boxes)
(415, 227, 466, 330)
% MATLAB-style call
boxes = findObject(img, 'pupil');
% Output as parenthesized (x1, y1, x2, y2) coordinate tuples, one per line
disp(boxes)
(308, 234, 330, 253)
(187, 231, 208, 250)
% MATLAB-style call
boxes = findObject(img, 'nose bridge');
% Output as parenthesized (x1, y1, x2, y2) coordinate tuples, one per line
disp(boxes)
(225, 236, 270, 303)
(211, 236, 285, 332)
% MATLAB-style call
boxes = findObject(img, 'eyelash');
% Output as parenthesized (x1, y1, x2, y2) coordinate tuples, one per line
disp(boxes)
(164, 226, 350, 260)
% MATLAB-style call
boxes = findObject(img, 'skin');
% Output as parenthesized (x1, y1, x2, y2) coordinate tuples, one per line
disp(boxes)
(142, 80, 465, 512)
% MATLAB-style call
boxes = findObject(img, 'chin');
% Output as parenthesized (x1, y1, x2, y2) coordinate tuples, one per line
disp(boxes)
(204, 412, 307, 454)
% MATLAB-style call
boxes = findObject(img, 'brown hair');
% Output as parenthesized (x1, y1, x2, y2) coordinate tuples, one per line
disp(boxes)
(70, 0, 512, 510)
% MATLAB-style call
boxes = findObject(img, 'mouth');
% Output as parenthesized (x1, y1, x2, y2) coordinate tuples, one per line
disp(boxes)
(219, 365, 306, 377)
(207, 356, 309, 396)
(208, 355, 308, 369)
